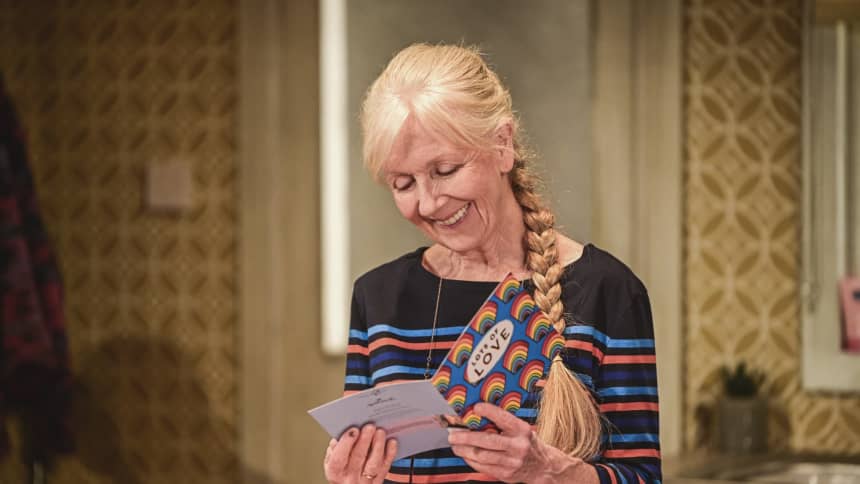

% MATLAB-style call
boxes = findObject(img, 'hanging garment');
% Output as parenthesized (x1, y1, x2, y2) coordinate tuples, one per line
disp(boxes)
(0, 73, 73, 460)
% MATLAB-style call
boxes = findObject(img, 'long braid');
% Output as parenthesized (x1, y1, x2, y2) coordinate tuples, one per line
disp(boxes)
(510, 160, 603, 459)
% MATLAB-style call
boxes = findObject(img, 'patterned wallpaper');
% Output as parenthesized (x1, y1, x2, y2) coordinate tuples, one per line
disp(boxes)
(684, 0, 860, 453)
(3, 1, 859, 481)
(0, 1, 239, 483)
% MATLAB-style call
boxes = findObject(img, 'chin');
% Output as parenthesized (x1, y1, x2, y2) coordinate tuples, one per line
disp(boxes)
(427, 232, 486, 255)
(416, 217, 492, 254)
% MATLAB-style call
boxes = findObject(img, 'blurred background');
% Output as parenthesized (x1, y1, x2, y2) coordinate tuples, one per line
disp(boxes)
(0, 0, 858, 483)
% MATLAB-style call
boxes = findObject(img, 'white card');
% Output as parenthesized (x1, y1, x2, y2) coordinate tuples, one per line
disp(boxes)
(308, 380, 457, 461)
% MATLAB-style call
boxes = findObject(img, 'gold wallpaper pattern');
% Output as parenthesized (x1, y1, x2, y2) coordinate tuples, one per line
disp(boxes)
(0, 1, 238, 482)
(684, 0, 860, 453)
(3, 0, 860, 480)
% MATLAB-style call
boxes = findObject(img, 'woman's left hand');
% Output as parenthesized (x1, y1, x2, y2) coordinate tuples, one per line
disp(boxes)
(447, 402, 564, 483)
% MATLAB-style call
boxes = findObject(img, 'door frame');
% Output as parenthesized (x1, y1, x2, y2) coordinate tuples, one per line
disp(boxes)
(592, 0, 684, 456)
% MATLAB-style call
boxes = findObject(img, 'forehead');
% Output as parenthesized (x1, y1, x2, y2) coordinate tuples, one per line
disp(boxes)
(383, 117, 464, 176)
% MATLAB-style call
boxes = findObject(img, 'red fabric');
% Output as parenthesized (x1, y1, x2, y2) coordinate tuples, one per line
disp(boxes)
(0, 74, 73, 459)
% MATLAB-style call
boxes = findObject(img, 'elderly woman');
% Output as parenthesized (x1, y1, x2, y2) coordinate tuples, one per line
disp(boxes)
(323, 44, 661, 484)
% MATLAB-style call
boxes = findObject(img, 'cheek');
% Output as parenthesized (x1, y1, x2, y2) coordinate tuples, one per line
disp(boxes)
(458, 166, 501, 202)
(393, 194, 419, 222)
(468, 177, 503, 211)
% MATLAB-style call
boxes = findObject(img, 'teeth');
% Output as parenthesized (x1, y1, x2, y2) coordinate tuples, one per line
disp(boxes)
(438, 203, 470, 226)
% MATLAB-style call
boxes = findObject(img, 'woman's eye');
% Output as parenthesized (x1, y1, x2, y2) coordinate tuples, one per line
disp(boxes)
(392, 176, 414, 191)
(436, 164, 461, 176)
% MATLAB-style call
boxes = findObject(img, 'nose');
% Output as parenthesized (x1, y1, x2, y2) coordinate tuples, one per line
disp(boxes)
(416, 180, 442, 219)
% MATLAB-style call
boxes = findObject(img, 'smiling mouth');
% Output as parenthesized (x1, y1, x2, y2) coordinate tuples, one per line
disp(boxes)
(436, 202, 471, 227)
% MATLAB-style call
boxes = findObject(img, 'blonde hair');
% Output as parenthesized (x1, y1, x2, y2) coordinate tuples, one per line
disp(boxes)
(360, 43, 602, 459)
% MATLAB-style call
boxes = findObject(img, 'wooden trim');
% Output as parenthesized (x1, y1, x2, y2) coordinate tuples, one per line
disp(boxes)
(815, 0, 860, 23)
(592, 0, 683, 456)
(240, 1, 323, 481)
(592, 0, 635, 264)
(239, 0, 288, 481)
(635, 0, 683, 457)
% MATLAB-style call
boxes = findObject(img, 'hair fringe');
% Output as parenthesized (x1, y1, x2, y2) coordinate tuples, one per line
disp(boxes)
(360, 43, 514, 181)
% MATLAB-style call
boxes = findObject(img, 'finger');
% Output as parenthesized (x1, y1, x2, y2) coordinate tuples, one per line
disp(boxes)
(459, 455, 519, 483)
(447, 428, 510, 451)
(450, 444, 519, 468)
(362, 429, 386, 478)
(382, 438, 398, 468)
(325, 438, 336, 463)
(475, 403, 530, 435)
(370, 437, 397, 484)
(347, 424, 377, 473)
(373, 439, 397, 484)
(328, 428, 359, 471)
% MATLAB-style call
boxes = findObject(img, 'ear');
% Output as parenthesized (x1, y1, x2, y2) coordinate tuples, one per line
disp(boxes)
(494, 120, 515, 174)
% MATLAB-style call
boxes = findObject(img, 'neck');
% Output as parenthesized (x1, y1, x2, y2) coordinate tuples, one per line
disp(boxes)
(426, 191, 529, 281)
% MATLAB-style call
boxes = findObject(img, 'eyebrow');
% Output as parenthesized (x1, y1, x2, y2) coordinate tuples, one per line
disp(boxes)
(384, 155, 462, 177)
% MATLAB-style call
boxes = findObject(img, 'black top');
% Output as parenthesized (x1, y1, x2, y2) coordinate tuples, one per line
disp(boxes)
(345, 243, 662, 483)
(353, 243, 651, 338)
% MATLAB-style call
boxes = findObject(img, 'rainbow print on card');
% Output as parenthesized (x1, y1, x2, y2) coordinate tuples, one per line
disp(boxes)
(431, 274, 566, 430)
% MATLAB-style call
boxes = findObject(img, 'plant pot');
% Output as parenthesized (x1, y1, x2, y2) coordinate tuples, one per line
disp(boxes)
(715, 396, 767, 454)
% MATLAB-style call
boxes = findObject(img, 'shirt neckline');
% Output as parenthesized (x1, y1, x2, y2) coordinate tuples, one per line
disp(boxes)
(413, 243, 592, 286)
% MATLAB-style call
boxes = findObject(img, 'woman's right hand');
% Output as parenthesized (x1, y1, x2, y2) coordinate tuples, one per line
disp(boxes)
(324, 424, 398, 484)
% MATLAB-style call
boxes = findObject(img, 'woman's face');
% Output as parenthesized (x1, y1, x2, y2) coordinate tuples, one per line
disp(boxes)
(383, 117, 515, 254)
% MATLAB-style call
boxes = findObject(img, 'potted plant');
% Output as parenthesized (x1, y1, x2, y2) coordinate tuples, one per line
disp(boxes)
(716, 362, 767, 453)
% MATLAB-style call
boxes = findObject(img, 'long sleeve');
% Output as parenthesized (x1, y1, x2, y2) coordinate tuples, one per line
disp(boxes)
(343, 284, 372, 395)
(592, 292, 662, 484)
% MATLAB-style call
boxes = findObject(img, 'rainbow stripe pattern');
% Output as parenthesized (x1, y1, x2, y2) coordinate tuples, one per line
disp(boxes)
(470, 301, 497, 334)
(447, 333, 473, 367)
(446, 384, 467, 413)
(527, 313, 553, 342)
(431, 273, 563, 430)
(503, 340, 529, 373)
(519, 360, 544, 393)
(479, 373, 506, 405)
(494, 276, 521, 303)
(461, 404, 484, 429)
(542, 332, 565, 361)
(500, 391, 522, 413)
(511, 291, 536, 322)
(431, 365, 451, 394)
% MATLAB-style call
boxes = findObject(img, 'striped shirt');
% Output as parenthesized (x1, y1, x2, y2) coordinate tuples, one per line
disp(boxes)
(345, 244, 661, 483)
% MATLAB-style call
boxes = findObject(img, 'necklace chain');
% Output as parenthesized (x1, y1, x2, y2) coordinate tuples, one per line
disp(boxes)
(424, 276, 443, 380)
(411, 276, 444, 483)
